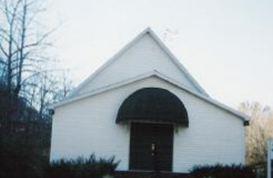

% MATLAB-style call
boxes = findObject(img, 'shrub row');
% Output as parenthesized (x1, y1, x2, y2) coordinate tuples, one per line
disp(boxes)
(48, 161, 257, 178)
(188, 164, 256, 178)
(0, 138, 257, 178)
(46, 154, 120, 178)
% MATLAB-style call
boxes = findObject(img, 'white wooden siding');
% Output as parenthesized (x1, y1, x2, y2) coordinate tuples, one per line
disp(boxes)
(50, 77, 245, 173)
(77, 33, 201, 96)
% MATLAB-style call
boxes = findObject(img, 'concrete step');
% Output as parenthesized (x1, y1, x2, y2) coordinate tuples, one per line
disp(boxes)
(114, 171, 189, 178)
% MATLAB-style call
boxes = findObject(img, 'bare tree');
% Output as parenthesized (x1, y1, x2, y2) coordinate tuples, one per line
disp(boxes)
(0, 0, 53, 96)
(0, 0, 54, 125)
(53, 71, 74, 101)
(239, 102, 273, 166)
(37, 71, 73, 120)
(23, 70, 74, 120)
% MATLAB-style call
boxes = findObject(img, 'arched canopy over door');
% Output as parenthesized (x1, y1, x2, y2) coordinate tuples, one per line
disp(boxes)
(116, 88, 189, 126)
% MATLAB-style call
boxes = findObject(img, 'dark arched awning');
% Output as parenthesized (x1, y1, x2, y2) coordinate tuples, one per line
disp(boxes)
(116, 88, 189, 126)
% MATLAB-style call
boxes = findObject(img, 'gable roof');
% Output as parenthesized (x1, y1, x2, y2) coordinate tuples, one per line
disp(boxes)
(68, 27, 208, 98)
(53, 70, 249, 123)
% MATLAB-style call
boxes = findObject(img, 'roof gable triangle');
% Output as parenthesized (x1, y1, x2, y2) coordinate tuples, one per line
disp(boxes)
(69, 28, 208, 98)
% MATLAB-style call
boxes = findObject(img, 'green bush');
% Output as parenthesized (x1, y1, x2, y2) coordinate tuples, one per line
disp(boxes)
(46, 154, 120, 178)
(189, 164, 256, 178)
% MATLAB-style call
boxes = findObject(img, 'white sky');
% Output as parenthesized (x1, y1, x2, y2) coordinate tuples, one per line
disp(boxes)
(46, 0, 273, 109)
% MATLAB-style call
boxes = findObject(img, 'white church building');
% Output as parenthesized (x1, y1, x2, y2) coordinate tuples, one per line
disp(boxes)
(50, 28, 249, 173)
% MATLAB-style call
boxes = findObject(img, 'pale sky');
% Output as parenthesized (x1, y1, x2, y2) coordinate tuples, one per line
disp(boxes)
(46, 0, 273, 109)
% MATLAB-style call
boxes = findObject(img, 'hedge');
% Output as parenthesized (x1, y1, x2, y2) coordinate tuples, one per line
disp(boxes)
(188, 164, 256, 178)
(46, 154, 120, 178)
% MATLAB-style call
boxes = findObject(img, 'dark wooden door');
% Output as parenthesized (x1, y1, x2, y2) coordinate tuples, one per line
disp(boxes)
(129, 123, 174, 171)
